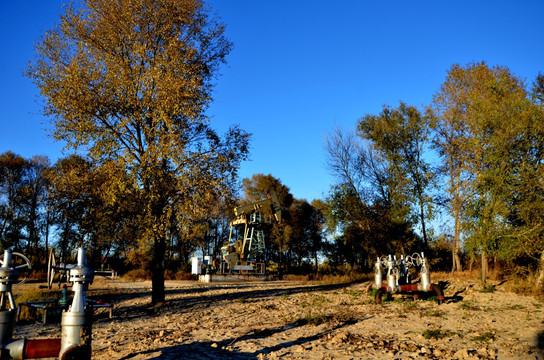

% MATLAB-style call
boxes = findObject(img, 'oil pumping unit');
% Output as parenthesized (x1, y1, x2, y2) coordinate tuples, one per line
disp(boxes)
(218, 190, 282, 276)
(371, 252, 444, 304)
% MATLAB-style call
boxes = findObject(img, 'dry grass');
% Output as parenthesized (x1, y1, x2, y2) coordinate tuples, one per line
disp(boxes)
(503, 273, 543, 297)
(14, 287, 63, 322)
(120, 269, 152, 281)
(283, 273, 371, 284)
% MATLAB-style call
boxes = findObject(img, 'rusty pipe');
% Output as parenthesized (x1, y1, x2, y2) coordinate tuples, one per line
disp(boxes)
(374, 283, 444, 305)
(431, 283, 445, 305)
(0, 338, 61, 360)
(26, 339, 61, 358)
(374, 286, 387, 303)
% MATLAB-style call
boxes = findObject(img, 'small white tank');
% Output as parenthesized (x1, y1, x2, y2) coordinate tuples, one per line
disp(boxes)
(191, 257, 202, 275)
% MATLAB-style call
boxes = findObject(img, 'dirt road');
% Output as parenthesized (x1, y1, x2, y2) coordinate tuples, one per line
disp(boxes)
(12, 275, 544, 359)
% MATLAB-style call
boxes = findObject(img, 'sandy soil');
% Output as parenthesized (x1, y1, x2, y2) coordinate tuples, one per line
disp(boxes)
(12, 275, 544, 359)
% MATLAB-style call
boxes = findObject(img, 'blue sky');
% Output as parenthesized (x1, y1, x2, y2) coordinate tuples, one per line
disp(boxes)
(1, 1, 543, 202)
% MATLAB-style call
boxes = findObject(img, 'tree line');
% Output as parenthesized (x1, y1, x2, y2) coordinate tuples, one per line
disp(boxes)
(0, 154, 324, 277)
(324, 62, 544, 288)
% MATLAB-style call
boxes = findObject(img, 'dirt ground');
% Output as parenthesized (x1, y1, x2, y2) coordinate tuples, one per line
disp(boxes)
(11, 274, 544, 360)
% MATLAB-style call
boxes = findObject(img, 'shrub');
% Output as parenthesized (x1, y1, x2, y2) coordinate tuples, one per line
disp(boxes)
(121, 269, 152, 281)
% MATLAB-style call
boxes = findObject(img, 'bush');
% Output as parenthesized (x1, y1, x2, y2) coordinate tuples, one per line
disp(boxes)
(121, 269, 152, 281)
(164, 270, 195, 280)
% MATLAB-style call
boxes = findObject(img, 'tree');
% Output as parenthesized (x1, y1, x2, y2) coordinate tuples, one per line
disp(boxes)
(0, 151, 28, 250)
(323, 126, 420, 270)
(28, 0, 249, 303)
(309, 199, 326, 273)
(358, 102, 435, 246)
(19, 156, 51, 259)
(46, 155, 94, 260)
(432, 66, 475, 272)
(285, 199, 324, 272)
(432, 62, 542, 283)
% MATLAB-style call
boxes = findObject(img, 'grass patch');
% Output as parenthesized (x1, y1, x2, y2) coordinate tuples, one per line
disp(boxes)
(472, 331, 495, 342)
(332, 307, 358, 324)
(284, 272, 371, 284)
(399, 300, 419, 313)
(422, 328, 449, 340)
(343, 289, 364, 298)
(425, 295, 438, 302)
(459, 300, 483, 311)
(422, 309, 446, 317)
(297, 307, 358, 326)
(479, 284, 496, 293)
(297, 310, 329, 326)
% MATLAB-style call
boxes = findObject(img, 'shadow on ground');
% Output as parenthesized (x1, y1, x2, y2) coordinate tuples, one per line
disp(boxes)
(117, 315, 373, 360)
(96, 281, 358, 323)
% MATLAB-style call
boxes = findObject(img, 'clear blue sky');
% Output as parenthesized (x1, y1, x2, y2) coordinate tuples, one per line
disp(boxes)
(1, 1, 543, 202)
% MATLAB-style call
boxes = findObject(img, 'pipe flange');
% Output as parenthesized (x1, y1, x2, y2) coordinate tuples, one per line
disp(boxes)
(69, 267, 94, 284)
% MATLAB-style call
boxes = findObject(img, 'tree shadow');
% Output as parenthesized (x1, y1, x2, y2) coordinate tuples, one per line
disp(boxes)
(434, 281, 466, 303)
(97, 281, 355, 323)
(117, 314, 374, 360)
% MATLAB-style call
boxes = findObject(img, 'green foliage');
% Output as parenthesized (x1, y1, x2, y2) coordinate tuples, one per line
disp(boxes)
(432, 62, 544, 281)
(297, 294, 356, 326)
(0, 152, 51, 257)
(458, 300, 486, 311)
(399, 300, 419, 313)
(323, 123, 425, 271)
(358, 102, 435, 245)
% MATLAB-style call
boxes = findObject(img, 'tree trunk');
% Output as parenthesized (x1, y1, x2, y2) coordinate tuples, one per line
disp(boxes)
(452, 208, 462, 272)
(151, 237, 166, 304)
(419, 199, 428, 246)
(314, 250, 318, 275)
(481, 250, 488, 285)
(536, 251, 544, 291)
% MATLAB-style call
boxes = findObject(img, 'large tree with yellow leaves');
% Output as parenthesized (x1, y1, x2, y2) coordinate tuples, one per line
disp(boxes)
(27, 0, 249, 303)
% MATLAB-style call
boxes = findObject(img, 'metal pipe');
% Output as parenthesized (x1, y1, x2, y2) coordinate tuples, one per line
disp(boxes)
(1, 338, 23, 359)
(0, 338, 62, 360)
(373, 257, 382, 289)
(59, 247, 94, 360)
(25, 339, 62, 358)
(374, 286, 387, 303)
(399, 284, 420, 292)
(0, 310, 15, 347)
(431, 283, 445, 305)
(374, 283, 444, 304)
